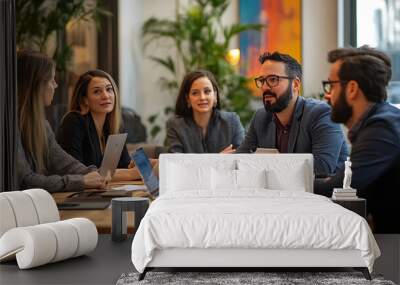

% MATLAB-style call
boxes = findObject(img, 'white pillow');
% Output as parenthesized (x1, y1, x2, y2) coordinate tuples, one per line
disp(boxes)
(237, 158, 309, 192)
(167, 162, 212, 191)
(266, 166, 306, 191)
(212, 169, 236, 190)
(211, 169, 267, 191)
(236, 169, 267, 189)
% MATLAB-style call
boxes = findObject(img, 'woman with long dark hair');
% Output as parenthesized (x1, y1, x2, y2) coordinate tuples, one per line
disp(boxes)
(166, 70, 244, 153)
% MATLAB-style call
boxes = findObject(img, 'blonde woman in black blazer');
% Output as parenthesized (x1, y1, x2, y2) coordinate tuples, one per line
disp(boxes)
(57, 69, 146, 181)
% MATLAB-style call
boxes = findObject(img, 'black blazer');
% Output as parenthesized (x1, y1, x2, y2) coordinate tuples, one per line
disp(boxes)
(57, 112, 131, 169)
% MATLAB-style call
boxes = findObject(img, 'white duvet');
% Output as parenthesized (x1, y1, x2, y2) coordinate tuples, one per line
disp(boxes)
(131, 190, 380, 273)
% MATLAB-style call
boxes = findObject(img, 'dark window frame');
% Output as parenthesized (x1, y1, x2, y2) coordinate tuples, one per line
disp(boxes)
(342, 0, 357, 47)
(0, 0, 17, 191)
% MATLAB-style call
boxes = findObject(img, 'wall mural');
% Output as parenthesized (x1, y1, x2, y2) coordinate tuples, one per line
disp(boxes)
(240, 0, 302, 96)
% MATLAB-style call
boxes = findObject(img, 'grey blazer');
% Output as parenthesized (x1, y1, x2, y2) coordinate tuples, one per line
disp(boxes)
(237, 97, 348, 176)
(166, 110, 245, 153)
(17, 121, 95, 192)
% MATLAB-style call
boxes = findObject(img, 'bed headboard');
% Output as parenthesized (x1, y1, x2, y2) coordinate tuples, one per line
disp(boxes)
(159, 154, 314, 195)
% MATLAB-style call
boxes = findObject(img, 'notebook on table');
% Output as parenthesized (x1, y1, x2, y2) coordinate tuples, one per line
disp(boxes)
(57, 201, 110, 210)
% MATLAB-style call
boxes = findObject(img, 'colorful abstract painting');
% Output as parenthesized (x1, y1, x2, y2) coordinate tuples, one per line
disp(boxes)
(240, 0, 302, 95)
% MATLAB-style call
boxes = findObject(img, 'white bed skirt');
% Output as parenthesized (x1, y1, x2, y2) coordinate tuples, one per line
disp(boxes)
(148, 248, 366, 268)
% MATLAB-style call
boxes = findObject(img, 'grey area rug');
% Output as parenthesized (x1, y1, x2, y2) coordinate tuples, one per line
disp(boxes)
(116, 271, 396, 285)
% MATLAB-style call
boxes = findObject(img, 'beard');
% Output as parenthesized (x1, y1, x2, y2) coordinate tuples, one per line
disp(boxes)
(331, 88, 353, 123)
(263, 83, 293, 113)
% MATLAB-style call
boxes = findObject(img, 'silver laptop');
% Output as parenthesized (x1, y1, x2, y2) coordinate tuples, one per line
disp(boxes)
(255, 148, 280, 154)
(99, 133, 128, 178)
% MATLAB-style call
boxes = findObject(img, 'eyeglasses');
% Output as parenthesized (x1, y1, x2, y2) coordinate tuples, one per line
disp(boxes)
(254, 75, 294, 89)
(322, 80, 347, 94)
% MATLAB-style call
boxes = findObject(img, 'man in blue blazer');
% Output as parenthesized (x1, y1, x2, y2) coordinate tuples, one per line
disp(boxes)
(315, 46, 400, 233)
(237, 52, 348, 177)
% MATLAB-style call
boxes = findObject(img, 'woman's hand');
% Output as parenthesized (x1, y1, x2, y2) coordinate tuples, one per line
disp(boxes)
(220, 144, 235, 154)
(150, 159, 158, 167)
(83, 171, 107, 189)
(111, 168, 140, 181)
(113, 159, 159, 181)
(129, 159, 157, 168)
(152, 160, 159, 178)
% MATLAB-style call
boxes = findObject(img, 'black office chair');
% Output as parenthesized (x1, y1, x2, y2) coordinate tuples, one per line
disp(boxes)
(121, 107, 147, 144)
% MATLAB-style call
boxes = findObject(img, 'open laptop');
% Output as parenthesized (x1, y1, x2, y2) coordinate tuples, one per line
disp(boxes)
(99, 133, 128, 178)
(131, 147, 159, 197)
(57, 133, 127, 210)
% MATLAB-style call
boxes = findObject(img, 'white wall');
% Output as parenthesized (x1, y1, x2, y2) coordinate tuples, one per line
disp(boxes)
(119, 0, 144, 111)
(140, 0, 179, 143)
(302, 0, 338, 97)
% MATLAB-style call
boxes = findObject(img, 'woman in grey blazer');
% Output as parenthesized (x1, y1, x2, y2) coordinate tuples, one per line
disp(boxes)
(16, 50, 106, 192)
(166, 70, 244, 153)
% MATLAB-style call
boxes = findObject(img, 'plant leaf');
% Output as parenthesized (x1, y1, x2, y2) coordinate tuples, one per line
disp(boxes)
(148, 114, 158, 124)
(149, 56, 176, 74)
(150, 125, 161, 138)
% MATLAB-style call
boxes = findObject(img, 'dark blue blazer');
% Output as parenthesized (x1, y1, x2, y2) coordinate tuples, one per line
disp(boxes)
(315, 103, 400, 233)
(237, 96, 348, 176)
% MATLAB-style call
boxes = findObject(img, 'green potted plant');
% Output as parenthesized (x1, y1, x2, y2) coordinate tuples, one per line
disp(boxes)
(16, 0, 110, 71)
(16, 0, 111, 130)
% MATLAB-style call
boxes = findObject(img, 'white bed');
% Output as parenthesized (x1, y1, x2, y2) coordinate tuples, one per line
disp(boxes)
(131, 154, 380, 280)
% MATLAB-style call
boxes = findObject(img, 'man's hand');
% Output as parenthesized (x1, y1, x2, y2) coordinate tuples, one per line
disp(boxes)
(220, 144, 235, 154)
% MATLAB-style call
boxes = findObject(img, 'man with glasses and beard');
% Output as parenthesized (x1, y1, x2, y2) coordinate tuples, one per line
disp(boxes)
(237, 51, 348, 177)
(315, 46, 400, 233)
